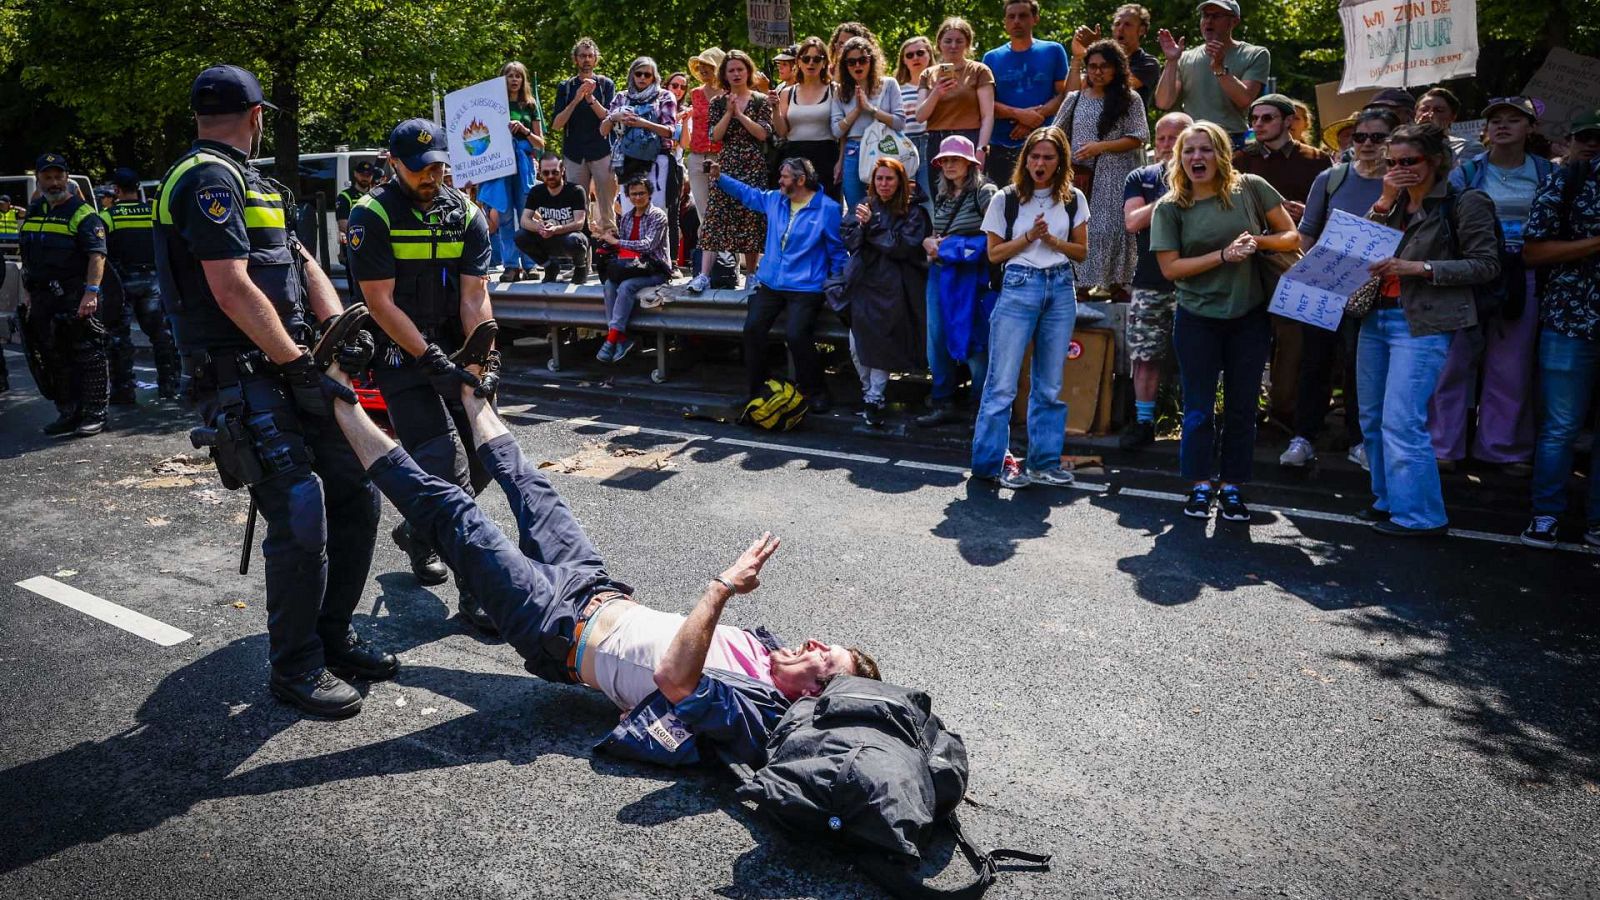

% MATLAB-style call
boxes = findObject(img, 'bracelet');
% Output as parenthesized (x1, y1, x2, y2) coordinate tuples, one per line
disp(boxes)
(1219, 248, 1229, 264)
(84, 284, 101, 294)
(711, 575, 736, 594)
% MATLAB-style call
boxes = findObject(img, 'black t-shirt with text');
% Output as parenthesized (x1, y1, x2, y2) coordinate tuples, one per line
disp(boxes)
(523, 183, 587, 228)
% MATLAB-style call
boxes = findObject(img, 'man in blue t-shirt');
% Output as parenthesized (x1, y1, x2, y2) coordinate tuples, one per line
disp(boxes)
(982, 0, 1069, 186)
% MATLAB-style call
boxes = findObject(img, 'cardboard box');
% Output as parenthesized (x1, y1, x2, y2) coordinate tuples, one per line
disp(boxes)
(1011, 327, 1115, 435)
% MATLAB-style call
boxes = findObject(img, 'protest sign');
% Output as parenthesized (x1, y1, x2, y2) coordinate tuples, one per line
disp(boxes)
(1314, 81, 1379, 132)
(1449, 119, 1484, 143)
(747, 0, 792, 48)
(1337, 0, 1478, 91)
(1269, 210, 1404, 331)
(1523, 48, 1600, 141)
(444, 77, 517, 186)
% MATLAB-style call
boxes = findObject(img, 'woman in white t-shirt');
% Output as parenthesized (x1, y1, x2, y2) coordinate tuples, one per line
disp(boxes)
(971, 125, 1089, 489)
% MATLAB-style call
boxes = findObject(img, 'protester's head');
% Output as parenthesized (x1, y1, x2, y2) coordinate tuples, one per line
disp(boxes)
(933, 135, 983, 198)
(870, 157, 912, 214)
(1249, 93, 1296, 145)
(934, 17, 976, 64)
(1288, 100, 1313, 144)
(627, 56, 660, 94)
(387, 118, 449, 204)
(774, 44, 798, 85)
(838, 37, 884, 101)
(538, 151, 566, 187)
(778, 157, 820, 197)
(770, 640, 880, 700)
(1350, 107, 1399, 166)
(1168, 121, 1240, 207)
(829, 22, 875, 65)
(1387, 123, 1450, 190)
(1416, 87, 1460, 128)
(1366, 88, 1416, 124)
(1002, 1, 1041, 41)
(895, 36, 933, 85)
(622, 174, 652, 211)
(1152, 112, 1193, 163)
(1569, 110, 1600, 163)
(665, 71, 688, 101)
(1112, 4, 1152, 51)
(793, 36, 829, 86)
(572, 37, 600, 72)
(1483, 96, 1538, 151)
(689, 47, 725, 89)
(1322, 117, 1356, 153)
(1197, 0, 1241, 43)
(1014, 126, 1074, 203)
(502, 61, 534, 105)
(719, 49, 756, 93)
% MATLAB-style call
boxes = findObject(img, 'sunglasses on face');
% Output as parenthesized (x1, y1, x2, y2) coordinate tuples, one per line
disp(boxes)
(846, 57, 870, 67)
(799, 55, 825, 63)
(1351, 131, 1388, 143)
(1249, 112, 1280, 122)
(905, 49, 928, 58)
(1085, 62, 1113, 72)
(1389, 155, 1425, 167)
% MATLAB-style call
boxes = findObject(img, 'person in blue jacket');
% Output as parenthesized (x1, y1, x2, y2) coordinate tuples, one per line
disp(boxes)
(710, 155, 849, 412)
(321, 337, 881, 766)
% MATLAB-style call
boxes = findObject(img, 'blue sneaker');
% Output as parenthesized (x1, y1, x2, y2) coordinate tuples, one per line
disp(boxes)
(612, 337, 637, 362)
(595, 340, 618, 363)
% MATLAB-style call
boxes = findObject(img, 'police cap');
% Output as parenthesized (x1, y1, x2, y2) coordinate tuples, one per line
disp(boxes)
(95, 184, 117, 199)
(389, 118, 451, 171)
(191, 64, 279, 115)
(353, 160, 375, 175)
(35, 152, 69, 173)
(112, 167, 141, 190)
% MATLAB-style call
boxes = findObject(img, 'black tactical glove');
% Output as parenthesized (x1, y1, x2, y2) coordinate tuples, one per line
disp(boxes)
(418, 343, 480, 398)
(335, 329, 377, 375)
(281, 352, 357, 417)
(472, 349, 502, 398)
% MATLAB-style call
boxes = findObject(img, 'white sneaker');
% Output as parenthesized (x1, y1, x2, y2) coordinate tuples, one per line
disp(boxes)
(1279, 436, 1317, 467)
(686, 273, 710, 293)
(1346, 443, 1369, 471)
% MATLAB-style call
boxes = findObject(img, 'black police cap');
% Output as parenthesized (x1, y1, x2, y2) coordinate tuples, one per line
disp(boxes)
(389, 118, 450, 171)
(191, 65, 279, 115)
(112, 167, 141, 190)
(35, 152, 69, 173)
(353, 161, 375, 175)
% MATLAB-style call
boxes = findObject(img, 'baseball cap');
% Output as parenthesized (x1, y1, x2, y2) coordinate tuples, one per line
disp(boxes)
(353, 160, 376, 175)
(111, 167, 141, 190)
(1367, 88, 1416, 110)
(94, 184, 116, 199)
(0, 195, 11, 203)
(1197, 0, 1242, 16)
(389, 118, 450, 171)
(35, 152, 68, 173)
(1251, 93, 1297, 118)
(774, 45, 798, 62)
(190, 65, 277, 115)
(1482, 96, 1538, 122)
(1570, 110, 1600, 137)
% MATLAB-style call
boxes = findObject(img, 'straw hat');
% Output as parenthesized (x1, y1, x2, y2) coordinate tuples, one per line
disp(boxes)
(1322, 116, 1356, 152)
(690, 47, 726, 81)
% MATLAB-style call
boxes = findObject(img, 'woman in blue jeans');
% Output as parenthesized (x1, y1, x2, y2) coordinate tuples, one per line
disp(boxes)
(970, 126, 1088, 489)
(1149, 121, 1299, 522)
(1358, 123, 1502, 536)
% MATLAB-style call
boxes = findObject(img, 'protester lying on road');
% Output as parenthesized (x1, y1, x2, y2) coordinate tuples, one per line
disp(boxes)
(322, 313, 881, 766)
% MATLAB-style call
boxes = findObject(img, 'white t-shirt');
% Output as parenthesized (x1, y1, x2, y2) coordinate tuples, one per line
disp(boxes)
(980, 186, 1090, 269)
(587, 605, 774, 711)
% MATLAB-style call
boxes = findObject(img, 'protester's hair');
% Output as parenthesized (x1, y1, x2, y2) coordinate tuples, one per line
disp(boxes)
(869, 157, 913, 215)
(894, 36, 932, 85)
(838, 37, 885, 103)
(829, 22, 875, 54)
(1290, 99, 1313, 138)
(848, 647, 881, 681)
(538, 151, 563, 168)
(1013, 126, 1075, 205)
(718, 50, 757, 93)
(1114, 3, 1152, 30)
(1004, 0, 1041, 16)
(793, 36, 830, 86)
(628, 56, 660, 90)
(1354, 107, 1400, 132)
(501, 62, 534, 106)
(1166, 121, 1240, 209)
(781, 156, 820, 190)
(623, 174, 652, 195)
(1388, 123, 1451, 174)
(1421, 86, 1461, 116)
(936, 155, 984, 200)
(1082, 40, 1134, 140)
(666, 71, 688, 90)
(934, 17, 976, 56)
(572, 37, 600, 61)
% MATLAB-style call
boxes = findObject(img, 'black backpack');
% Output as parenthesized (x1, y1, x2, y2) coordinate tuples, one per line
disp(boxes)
(1437, 186, 1524, 323)
(732, 676, 1050, 898)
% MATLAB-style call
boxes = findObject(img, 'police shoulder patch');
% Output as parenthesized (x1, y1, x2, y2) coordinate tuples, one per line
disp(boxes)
(196, 186, 236, 224)
(347, 225, 365, 250)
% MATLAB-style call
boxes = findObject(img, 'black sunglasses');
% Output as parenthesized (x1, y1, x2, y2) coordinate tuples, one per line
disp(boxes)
(845, 57, 870, 67)
(905, 49, 929, 58)
(799, 54, 825, 63)
(1389, 155, 1425, 167)
(1350, 131, 1388, 143)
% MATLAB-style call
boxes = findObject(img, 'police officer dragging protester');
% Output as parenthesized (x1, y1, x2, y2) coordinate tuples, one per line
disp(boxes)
(154, 64, 397, 717)
(18, 152, 117, 436)
(105, 166, 182, 401)
(346, 118, 503, 634)
(335, 160, 376, 300)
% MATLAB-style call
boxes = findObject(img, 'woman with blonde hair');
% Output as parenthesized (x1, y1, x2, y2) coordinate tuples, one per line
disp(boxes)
(915, 17, 995, 196)
(1148, 120, 1299, 522)
(893, 35, 934, 192)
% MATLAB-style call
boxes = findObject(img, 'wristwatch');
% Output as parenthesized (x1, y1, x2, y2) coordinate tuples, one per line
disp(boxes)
(1421, 262, 1435, 281)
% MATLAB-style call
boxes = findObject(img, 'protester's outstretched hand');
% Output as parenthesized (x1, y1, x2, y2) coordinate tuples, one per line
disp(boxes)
(720, 532, 780, 594)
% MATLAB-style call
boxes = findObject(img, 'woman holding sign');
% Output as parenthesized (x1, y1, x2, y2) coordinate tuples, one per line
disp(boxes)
(481, 62, 545, 283)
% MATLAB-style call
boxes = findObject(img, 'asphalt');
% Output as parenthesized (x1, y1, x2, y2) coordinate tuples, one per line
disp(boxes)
(1, 347, 1598, 900)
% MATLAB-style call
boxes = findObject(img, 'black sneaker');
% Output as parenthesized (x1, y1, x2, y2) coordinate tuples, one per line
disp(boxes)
(311, 303, 371, 368)
(1519, 516, 1558, 550)
(324, 633, 400, 681)
(392, 521, 448, 586)
(863, 400, 886, 427)
(42, 411, 81, 437)
(571, 264, 591, 284)
(73, 411, 107, 437)
(1356, 506, 1391, 523)
(915, 404, 959, 428)
(1217, 487, 1251, 523)
(269, 667, 362, 718)
(1118, 419, 1156, 450)
(541, 265, 561, 283)
(1371, 519, 1448, 538)
(457, 590, 499, 636)
(1183, 485, 1214, 519)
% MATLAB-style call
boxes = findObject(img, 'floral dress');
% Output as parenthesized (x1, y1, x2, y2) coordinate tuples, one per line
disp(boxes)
(702, 92, 772, 254)
(1053, 89, 1148, 289)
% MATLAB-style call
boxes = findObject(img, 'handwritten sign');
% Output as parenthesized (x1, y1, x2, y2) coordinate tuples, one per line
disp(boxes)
(1523, 48, 1600, 141)
(1337, 0, 1478, 91)
(444, 77, 517, 185)
(1269, 210, 1404, 331)
(747, 0, 792, 48)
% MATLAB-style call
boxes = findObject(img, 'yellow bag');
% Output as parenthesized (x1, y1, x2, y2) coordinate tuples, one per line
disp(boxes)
(738, 379, 809, 431)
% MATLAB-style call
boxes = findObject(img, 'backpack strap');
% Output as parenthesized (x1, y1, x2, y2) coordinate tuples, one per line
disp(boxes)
(853, 811, 1051, 900)
(1323, 162, 1349, 210)
(1001, 186, 1020, 242)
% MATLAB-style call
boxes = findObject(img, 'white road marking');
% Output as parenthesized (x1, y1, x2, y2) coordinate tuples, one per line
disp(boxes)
(894, 459, 967, 474)
(16, 576, 192, 646)
(712, 436, 891, 464)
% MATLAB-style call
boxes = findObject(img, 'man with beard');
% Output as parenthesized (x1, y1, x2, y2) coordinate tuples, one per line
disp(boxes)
(1153, 0, 1269, 150)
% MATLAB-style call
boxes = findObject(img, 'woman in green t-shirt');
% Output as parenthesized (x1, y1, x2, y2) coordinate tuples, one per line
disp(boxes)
(1149, 120, 1298, 523)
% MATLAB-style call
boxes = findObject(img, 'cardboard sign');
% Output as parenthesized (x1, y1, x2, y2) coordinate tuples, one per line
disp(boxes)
(1315, 80, 1380, 131)
(1337, 0, 1479, 91)
(1523, 47, 1600, 141)
(444, 77, 517, 186)
(747, 0, 792, 49)
(1269, 210, 1404, 331)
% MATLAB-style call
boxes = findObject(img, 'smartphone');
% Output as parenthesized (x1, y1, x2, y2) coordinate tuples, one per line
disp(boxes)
(702, 160, 714, 174)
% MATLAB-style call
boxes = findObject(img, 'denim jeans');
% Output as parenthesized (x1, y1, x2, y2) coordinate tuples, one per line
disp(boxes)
(1531, 328, 1600, 522)
(840, 138, 864, 218)
(971, 263, 1076, 475)
(926, 263, 990, 406)
(602, 266, 668, 334)
(1357, 309, 1453, 529)
(1172, 305, 1271, 484)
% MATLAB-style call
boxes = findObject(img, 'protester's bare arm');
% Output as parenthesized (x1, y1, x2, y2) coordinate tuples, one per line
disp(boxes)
(654, 533, 780, 704)
(299, 242, 343, 324)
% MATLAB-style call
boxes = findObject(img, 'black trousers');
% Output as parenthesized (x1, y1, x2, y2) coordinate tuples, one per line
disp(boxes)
(110, 270, 181, 397)
(514, 230, 591, 269)
(1293, 318, 1363, 447)
(984, 144, 1022, 186)
(743, 285, 827, 400)
(23, 283, 110, 416)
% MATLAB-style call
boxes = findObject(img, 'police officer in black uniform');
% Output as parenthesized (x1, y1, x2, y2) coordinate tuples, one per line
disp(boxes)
(347, 118, 501, 634)
(154, 64, 396, 717)
(105, 167, 182, 401)
(335, 160, 376, 302)
(18, 153, 114, 436)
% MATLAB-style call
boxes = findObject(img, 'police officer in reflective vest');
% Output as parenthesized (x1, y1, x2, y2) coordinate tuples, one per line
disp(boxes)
(0, 194, 20, 243)
(347, 118, 501, 634)
(18, 152, 115, 436)
(105, 166, 182, 401)
(335, 160, 376, 301)
(154, 64, 397, 718)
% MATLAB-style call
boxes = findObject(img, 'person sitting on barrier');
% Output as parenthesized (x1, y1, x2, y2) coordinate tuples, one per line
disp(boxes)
(515, 153, 592, 284)
(594, 174, 670, 363)
(320, 327, 881, 765)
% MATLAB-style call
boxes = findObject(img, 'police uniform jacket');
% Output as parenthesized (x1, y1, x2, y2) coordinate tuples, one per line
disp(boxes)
(19, 196, 105, 290)
(104, 199, 157, 273)
(346, 182, 491, 339)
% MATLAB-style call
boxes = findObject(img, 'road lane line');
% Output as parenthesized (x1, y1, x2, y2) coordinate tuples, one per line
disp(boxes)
(16, 576, 192, 646)
(713, 436, 891, 464)
(894, 459, 968, 474)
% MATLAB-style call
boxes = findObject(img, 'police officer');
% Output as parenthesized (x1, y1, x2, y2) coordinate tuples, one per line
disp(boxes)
(94, 184, 117, 212)
(154, 64, 396, 717)
(335, 161, 376, 302)
(104, 167, 182, 401)
(0, 194, 20, 244)
(18, 153, 114, 436)
(347, 118, 501, 634)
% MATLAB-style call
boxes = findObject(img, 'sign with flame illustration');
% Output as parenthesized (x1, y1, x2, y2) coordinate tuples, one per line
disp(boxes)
(444, 77, 516, 185)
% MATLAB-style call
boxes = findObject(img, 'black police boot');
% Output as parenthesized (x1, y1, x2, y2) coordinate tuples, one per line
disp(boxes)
(457, 589, 499, 636)
(158, 377, 182, 401)
(391, 520, 448, 586)
(74, 407, 107, 437)
(269, 667, 363, 718)
(43, 406, 81, 437)
(324, 632, 400, 682)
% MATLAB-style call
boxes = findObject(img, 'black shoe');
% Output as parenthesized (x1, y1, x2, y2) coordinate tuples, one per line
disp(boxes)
(391, 521, 448, 586)
(1183, 485, 1214, 519)
(541, 265, 561, 283)
(324, 633, 399, 681)
(1355, 506, 1391, 523)
(110, 388, 138, 406)
(1371, 519, 1448, 538)
(450, 319, 499, 368)
(1217, 487, 1251, 523)
(43, 411, 81, 437)
(269, 667, 362, 718)
(863, 400, 886, 427)
(312, 303, 370, 368)
(915, 404, 959, 428)
(457, 591, 499, 636)
(571, 264, 591, 284)
(158, 382, 181, 401)
(1118, 419, 1156, 451)
(73, 411, 107, 437)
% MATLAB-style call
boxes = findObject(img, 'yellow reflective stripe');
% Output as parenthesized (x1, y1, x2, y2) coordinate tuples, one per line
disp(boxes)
(156, 151, 246, 224)
(21, 220, 72, 234)
(392, 242, 463, 259)
(111, 218, 153, 229)
(389, 228, 434, 237)
(352, 194, 390, 226)
(68, 205, 93, 231)
(243, 206, 286, 229)
(245, 191, 281, 202)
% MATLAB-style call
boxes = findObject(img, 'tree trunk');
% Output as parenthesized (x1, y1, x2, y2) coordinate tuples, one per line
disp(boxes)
(271, 57, 302, 199)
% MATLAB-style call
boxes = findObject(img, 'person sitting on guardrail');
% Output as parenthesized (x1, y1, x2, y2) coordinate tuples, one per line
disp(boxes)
(594, 175, 670, 363)
(515, 153, 592, 284)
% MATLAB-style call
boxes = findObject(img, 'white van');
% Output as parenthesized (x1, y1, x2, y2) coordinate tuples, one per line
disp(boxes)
(250, 149, 383, 273)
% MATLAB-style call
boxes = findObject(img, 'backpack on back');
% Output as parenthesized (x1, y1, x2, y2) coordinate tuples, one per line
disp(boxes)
(1438, 187, 1523, 322)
